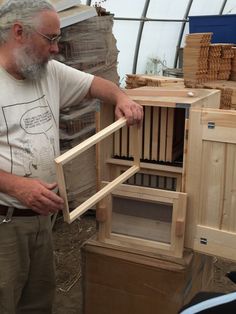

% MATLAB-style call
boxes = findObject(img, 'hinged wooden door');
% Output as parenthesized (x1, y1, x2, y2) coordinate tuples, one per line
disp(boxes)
(98, 183, 187, 258)
(186, 108, 236, 261)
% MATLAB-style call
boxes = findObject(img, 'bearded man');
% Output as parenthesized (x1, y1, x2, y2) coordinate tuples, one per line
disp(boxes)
(0, 1, 143, 313)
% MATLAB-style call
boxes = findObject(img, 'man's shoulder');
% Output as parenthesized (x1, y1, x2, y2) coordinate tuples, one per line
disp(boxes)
(47, 59, 65, 70)
(47, 59, 77, 75)
(47, 60, 93, 79)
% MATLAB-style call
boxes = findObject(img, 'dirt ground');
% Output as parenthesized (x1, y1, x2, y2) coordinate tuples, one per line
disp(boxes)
(52, 212, 236, 314)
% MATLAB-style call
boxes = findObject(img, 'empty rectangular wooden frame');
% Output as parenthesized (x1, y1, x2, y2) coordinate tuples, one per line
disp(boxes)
(55, 117, 141, 223)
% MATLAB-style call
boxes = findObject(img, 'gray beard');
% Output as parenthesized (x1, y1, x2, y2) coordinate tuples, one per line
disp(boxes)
(13, 44, 49, 80)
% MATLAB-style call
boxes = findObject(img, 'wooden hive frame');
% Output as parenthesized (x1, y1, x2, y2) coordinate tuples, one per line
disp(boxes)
(55, 117, 141, 223)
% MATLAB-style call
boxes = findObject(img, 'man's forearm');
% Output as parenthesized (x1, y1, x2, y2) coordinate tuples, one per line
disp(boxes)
(88, 76, 126, 104)
(88, 76, 143, 125)
(0, 169, 22, 196)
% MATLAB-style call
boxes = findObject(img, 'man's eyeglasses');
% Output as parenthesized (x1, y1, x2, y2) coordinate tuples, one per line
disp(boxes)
(35, 29, 61, 45)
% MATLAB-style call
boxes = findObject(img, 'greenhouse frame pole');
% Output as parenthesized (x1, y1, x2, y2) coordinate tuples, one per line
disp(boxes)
(219, 0, 228, 14)
(173, 0, 193, 68)
(132, 0, 151, 74)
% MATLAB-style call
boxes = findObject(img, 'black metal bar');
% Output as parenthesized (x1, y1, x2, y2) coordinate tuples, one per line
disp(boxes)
(132, 0, 151, 74)
(219, 0, 228, 14)
(173, 0, 194, 68)
(114, 17, 188, 22)
(86, 0, 92, 5)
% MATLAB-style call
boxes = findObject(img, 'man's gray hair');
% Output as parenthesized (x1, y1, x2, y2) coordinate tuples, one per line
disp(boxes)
(0, 0, 56, 43)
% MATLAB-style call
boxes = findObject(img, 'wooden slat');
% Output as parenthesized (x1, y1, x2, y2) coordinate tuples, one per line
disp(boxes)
(159, 107, 167, 161)
(106, 157, 183, 174)
(108, 233, 171, 255)
(199, 141, 225, 228)
(143, 106, 151, 160)
(166, 108, 174, 162)
(172, 194, 187, 257)
(55, 162, 70, 222)
(128, 125, 134, 158)
(202, 125, 236, 143)
(55, 118, 141, 224)
(181, 118, 189, 192)
(97, 194, 112, 241)
(220, 144, 236, 232)
(121, 125, 128, 157)
(151, 107, 159, 160)
(185, 109, 203, 248)
(140, 119, 144, 160)
(113, 130, 120, 156)
(55, 117, 127, 164)
(201, 109, 236, 128)
(69, 165, 139, 223)
(111, 183, 181, 202)
(132, 125, 142, 166)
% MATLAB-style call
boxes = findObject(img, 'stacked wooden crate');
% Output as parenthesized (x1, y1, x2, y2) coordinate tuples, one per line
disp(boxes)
(218, 44, 234, 80)
(203, 80, 236, 109)
(183, 33, 212, 87)
(207, 44, 221, 81)
(230, 47, 236, 81)
(183, 33, 236, 109)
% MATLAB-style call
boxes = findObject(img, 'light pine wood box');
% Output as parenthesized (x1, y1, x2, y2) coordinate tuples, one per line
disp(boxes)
(56, 86, 236, 262)
(96, 86, 236, 261)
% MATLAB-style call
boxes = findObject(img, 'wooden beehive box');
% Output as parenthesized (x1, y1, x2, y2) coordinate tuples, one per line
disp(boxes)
(56, 85, 236, 261)
(95, 86, 221, 259)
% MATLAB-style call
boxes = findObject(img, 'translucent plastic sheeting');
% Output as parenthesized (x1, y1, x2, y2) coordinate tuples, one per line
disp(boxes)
(80, 0, 236, 85)
(189, 0, 224, 16)
(147, 0, 190, 19)
(137, 21, 183, 75)
(224, 0, 236, 14)
(112, 21, 140, 85)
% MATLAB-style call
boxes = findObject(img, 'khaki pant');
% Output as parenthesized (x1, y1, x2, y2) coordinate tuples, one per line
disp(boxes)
(0, 215, 55, 314)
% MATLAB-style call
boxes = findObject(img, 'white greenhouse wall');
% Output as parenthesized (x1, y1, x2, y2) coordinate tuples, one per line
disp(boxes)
(80, 0, 236, 85)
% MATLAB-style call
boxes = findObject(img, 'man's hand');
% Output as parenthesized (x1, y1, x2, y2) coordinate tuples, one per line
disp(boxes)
(114, 95, 143, 126)
(0, 169, 64, 215)
(88, 76, 143, 126)
(8, 176, 64, 215)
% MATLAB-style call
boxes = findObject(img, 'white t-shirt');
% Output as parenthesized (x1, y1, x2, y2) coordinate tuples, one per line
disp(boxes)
(0, 60, 94, 208)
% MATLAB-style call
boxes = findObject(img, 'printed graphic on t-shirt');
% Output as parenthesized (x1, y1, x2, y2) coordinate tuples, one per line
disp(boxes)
(1, 95, 58, 182)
